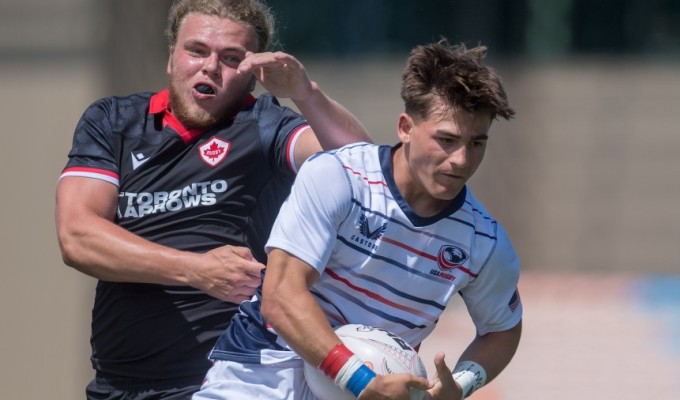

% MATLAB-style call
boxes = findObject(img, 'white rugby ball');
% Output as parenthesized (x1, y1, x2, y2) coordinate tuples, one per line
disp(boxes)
(303, 324, 427, 400)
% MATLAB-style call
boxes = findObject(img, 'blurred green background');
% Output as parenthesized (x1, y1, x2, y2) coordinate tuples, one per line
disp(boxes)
(1, 0, 678, 398)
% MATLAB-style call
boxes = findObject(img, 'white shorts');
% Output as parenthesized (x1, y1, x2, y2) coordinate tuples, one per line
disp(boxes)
(192, 359, 319, 400)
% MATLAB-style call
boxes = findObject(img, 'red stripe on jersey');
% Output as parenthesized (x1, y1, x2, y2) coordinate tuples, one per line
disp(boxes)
(342, 166, 388, 187)
(381, 237, 435, 260)
(325, 269, 433, 319)
(381, 237, 479, 278)
(285, 124, 310, 173)
(62, 166, 119, 179)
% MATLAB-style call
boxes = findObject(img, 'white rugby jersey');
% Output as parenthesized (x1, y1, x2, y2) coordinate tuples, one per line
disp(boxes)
(209, 143, 522, 364)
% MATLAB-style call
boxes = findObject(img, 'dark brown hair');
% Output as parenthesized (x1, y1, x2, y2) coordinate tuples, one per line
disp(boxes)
(401, 39, 515, 121)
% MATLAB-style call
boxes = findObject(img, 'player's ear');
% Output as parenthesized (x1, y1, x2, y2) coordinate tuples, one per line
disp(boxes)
(397, 113, 414, 144)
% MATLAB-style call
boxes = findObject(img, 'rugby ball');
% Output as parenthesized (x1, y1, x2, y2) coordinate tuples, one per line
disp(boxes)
(303, 324, 427, 400)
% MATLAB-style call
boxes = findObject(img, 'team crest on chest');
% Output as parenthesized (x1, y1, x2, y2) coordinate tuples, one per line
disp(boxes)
(199, 137, 231, 167)
(437, 245, 469, 271)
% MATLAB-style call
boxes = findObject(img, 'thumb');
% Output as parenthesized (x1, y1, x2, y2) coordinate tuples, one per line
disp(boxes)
(430, 352, 465, 400)
(434, 352, 455, 390)
(434, 352, 450, 375)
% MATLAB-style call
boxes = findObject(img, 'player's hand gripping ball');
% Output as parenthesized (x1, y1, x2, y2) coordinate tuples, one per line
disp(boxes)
(303, 324, 427, 400)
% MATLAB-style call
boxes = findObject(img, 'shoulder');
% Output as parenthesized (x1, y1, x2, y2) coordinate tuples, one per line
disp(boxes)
(234, 94, 307, 155)
(297, 149, 346, 181)
(238, 93, 301, 122)
(79, 92, 154, 126)
(303, 143, 379, 177)
(322, 142, 381, 168)
(85, 92, 153, 112)
(295, 145, 380, 199)
(463, 192, 500, 238)
(463, 191, 518, 272)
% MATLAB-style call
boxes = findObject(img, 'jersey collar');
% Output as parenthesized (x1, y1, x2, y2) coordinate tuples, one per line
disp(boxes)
(379, 144, 468, 227)
(149, 89, 256, 143)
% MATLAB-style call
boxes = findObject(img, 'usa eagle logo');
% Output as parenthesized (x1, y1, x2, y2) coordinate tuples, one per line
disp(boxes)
(358, 214, 387, 240)
(437, 245, 469, 271)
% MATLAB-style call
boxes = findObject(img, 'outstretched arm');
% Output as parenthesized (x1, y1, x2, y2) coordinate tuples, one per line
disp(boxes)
(56, 176, 263, 303)
(237, 51, 372, 167)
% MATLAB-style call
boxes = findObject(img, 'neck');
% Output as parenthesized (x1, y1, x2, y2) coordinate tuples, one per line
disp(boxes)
(391, 146, 451, 218)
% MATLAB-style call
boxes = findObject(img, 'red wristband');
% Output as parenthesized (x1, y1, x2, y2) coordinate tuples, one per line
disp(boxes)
(318, 343, 354, 379)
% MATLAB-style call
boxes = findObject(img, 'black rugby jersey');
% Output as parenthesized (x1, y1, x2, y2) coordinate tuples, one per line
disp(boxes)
(61, 89, 309, 381)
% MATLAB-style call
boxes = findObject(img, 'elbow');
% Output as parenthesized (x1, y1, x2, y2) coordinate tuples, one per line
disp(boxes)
(57, 234, 77, 268)
(505, 320, 523, 357)
(511, 319, 522, 341)
(56, 223, 84, 269)
(261, 295, 287, 331)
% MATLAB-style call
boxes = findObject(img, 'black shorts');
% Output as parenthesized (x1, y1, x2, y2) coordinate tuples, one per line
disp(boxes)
(86, 375, 203, 400)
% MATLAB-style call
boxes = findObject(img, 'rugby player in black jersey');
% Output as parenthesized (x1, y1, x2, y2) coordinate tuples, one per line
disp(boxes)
(56, 1, 371, 398)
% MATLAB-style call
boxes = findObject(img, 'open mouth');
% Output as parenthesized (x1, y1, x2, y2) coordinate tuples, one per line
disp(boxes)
(194, 84, 215, 95)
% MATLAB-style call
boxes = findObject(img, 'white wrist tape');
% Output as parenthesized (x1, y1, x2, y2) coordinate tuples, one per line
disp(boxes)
(452, 361, 487, 398)
(333, 354, 364, 389)
(333, 354, 376, 397)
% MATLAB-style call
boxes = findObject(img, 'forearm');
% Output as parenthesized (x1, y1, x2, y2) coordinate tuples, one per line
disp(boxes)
(293, 81, 372, 149)
(58, 214, 196, 285)
(457, 321, 522, 383)
(266, 289, 339, 364)
(261, 250, 340, 366)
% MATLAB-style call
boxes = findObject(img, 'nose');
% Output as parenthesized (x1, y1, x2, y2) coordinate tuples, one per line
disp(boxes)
(202, 53, 220, 76)
(448, 145, 469, 168)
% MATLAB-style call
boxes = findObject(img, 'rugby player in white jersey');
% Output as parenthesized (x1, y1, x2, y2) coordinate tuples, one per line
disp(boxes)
(194, 40, 523, 400)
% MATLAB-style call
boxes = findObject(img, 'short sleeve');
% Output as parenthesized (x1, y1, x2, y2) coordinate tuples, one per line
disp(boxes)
(254, 94, 309, 176)
(60, 98, 120, 186)
(459, 223, 523, 335)
(265, 152, 352, 271)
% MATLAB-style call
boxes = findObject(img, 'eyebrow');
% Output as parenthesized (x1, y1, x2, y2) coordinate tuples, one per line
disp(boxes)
(184, 39, 247, 53)
(435, 130, 489, 141)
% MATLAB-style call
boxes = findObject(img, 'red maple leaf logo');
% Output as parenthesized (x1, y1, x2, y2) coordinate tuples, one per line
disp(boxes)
(198, 137, 230, 167)
(203, 141, 224, 160)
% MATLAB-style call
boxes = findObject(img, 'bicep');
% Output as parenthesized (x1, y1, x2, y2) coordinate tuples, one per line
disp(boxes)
(56, 177, 119, 227)
(266, 153, 351, 271)
(263, 248, 320, 297)
(261, 248, 322, 327)
(462, 226, 522, 335)
(291, 128, 322, 170)
(479, 320, 522, 351)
